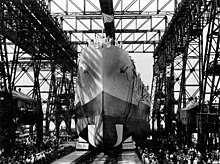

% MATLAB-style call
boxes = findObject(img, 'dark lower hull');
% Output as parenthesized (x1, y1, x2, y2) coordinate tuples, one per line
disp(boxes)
(75, 91, 150, 148)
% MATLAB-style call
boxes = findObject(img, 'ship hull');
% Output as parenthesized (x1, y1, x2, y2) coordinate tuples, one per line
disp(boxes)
(75, 40, 150, 149)
(76, 91, 150, 148)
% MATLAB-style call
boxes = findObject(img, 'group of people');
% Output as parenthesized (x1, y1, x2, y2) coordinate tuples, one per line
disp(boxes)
(137, 145, 220, 163)
(0, 136, 74, 163)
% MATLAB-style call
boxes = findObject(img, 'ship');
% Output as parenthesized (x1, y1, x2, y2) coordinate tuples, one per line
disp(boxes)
(75, 37, 151, 151)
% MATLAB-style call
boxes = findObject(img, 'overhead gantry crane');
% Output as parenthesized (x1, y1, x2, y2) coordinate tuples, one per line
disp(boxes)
(50, 0, 170, 53)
